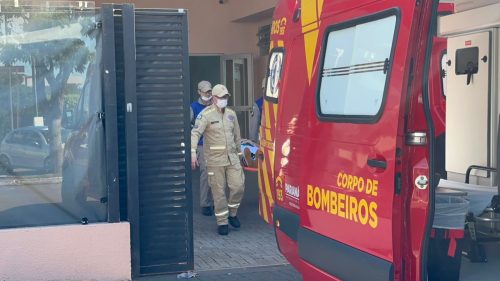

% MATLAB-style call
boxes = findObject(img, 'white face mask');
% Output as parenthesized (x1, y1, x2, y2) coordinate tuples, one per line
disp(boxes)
(216, 99, 228, 109)
(201, 96, 212, 102)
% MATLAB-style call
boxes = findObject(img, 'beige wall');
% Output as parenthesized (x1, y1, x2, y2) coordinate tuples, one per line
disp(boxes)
(0, 223, 131, 281)
(96, 0, 278, 56)
(95, 0, 277, 100)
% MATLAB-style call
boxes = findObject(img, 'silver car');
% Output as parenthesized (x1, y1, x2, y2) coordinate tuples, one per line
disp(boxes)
(0, 126, 66, 173)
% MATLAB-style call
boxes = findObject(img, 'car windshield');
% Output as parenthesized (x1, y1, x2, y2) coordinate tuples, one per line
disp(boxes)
(40, 130, 51, 144)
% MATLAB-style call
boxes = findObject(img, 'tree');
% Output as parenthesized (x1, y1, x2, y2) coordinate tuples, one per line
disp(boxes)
(0, 7, 97, 173)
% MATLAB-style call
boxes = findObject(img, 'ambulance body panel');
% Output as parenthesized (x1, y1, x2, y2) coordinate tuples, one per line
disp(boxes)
(262, 0, 500, 280)
(262, 0, 437, 280)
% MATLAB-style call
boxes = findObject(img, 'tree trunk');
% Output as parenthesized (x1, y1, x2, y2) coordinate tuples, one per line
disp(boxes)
(48, 89, 65, 174)
(47, 65, 72, 174)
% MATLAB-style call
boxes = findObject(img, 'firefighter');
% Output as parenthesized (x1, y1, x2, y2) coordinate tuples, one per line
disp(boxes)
(248, 78, 265, 142)
(190, 80, 214, 216)
(191, 84, 245, 235)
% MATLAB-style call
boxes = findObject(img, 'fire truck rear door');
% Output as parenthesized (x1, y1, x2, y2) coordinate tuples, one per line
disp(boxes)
(298, 1, 432, 280)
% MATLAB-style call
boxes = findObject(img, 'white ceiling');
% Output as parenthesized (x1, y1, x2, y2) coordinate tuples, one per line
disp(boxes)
(441, 0, 500, 12)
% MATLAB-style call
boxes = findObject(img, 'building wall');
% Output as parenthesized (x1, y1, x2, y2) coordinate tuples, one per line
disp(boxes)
(0, 223, 131, 281)
(95, 0, 278, 99)
(95, 0, 277, 55)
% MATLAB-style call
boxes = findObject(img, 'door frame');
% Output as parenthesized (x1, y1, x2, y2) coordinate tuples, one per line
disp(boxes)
(220, 54, 255, 112)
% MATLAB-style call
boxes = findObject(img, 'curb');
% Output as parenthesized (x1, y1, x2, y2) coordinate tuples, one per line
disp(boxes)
(0, 176, 62, 185)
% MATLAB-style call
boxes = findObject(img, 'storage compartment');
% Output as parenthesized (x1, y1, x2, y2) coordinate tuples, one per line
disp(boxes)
(445, 31, 493, 182)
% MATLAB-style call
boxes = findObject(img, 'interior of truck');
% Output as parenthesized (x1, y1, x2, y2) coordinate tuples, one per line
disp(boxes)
(431, 1, 500, 280)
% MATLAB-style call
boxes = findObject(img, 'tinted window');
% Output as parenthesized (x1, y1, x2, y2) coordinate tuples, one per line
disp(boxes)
(32, 132, 43, 146)
(40, 130, 51, 144)
(455, 47, 479, 75)
(5, 132, 20, 144)
(318, 15, 397, 118)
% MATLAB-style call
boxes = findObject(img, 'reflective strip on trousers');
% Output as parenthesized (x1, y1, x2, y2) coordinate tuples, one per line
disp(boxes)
(215, 210, 229, 217)
(228, 203, 240, 208)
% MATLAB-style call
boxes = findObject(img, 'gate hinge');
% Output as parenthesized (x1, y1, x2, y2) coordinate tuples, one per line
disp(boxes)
(97, 112, 105, 120)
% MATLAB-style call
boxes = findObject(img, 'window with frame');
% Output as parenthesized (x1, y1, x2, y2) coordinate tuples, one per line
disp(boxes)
(318, 15, 397, 119)
(265, 50, 284, 102)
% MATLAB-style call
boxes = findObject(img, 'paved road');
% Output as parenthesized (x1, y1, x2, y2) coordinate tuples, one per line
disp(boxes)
(0, 173, 105, 228)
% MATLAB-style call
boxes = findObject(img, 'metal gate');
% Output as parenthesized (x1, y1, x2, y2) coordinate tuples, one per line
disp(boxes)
(103, 4, 193, 277)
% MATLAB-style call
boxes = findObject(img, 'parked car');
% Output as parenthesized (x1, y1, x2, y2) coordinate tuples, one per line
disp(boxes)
(0, 126, 69, 173)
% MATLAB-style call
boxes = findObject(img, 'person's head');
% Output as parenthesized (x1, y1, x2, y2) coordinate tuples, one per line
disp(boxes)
(197, 81, 212, 103)
(211, 84, 231, 109)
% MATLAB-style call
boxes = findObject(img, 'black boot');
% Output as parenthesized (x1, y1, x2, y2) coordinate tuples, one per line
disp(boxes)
(201, 206, 213, 216)
(228, 216, 241, 228)
(218, 225, 229, 235)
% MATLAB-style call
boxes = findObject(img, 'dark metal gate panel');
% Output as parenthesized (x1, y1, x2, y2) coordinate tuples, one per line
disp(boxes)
(113, 7, 129, 222)
(124, 8, 193, 276)
(102, 4, 121, 223)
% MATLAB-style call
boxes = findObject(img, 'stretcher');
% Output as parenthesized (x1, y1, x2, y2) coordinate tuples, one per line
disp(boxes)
(240, 139, 259, 172)
(438, 166, 500, 262)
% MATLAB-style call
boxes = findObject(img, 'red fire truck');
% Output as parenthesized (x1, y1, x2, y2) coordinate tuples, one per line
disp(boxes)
(258, 0, 500, 280)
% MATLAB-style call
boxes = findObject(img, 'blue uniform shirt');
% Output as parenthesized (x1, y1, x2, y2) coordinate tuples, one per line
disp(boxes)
(256, 97, 263, 115)
(191, 100, 207, 145)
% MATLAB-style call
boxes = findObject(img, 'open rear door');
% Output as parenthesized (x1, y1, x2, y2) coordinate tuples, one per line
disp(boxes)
(294, 1, 437, 281)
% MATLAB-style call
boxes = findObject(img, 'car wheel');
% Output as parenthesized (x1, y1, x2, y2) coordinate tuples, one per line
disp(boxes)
(0, 155, 13, 174)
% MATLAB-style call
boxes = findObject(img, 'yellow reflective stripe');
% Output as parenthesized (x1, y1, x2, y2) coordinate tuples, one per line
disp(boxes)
(261, 154, 274, 207)
(258, 169, 269, 222)
(264, 102, 271, 129)
(208, 172, 215, 176)
(273, 104, 278, 126)
(215, 210, 229, 217)
(228, 203, 240, 208)
(265, 128, 272, 142)
(304, 30, 319, 84)
(269, 150, 275, 179)
(210, 146, 226, 150)
(260, 139, 273, 150)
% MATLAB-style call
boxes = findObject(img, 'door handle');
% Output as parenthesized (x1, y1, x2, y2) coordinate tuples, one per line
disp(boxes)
(367, 159, 387, 169)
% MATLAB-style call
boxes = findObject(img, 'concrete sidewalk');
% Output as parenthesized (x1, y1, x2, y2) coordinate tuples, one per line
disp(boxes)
(134, 169, 301, 280)
(136, 264, 301, 281)
(190, 170, 288, 271)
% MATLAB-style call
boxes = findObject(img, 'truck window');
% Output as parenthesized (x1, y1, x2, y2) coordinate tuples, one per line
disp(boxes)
(265, 49, 284, 102)
(317, 15, 397, 121)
